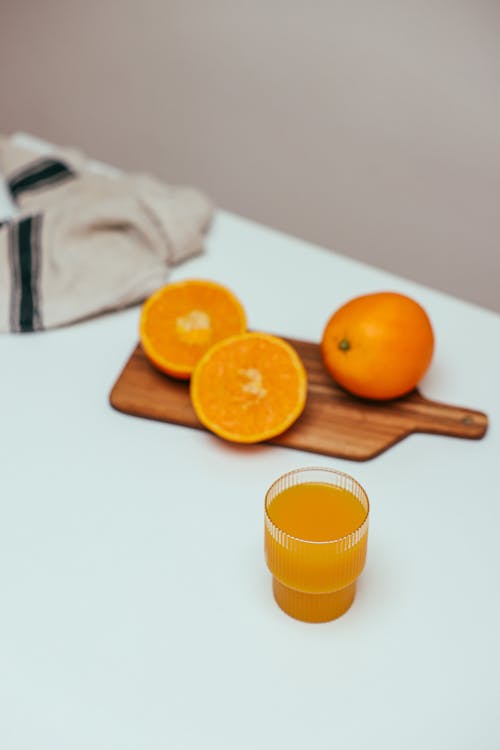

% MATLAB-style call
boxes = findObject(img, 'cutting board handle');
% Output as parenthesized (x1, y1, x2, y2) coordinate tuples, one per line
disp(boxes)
(408, 394, 488, 439)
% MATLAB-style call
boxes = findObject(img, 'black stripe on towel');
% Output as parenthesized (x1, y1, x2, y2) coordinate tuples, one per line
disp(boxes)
(17, 217, 35, 332)
(9, 158, 75, 199)
(8, 215, 43, 332)
(31, 214, 43, 331)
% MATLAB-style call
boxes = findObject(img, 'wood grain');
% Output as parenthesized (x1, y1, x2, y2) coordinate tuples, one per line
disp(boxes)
(109, 338, 488, 461)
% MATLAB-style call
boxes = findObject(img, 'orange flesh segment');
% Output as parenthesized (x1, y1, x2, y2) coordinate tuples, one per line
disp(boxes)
(140, 279, 247, 379)
(190, 332, 307, 443)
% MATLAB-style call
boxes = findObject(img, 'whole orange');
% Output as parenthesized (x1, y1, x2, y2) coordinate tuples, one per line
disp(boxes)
(321, 292, 434, 400)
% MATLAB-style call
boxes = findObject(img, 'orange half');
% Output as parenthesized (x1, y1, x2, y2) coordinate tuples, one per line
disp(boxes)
(140, 279, 247, 379)
(190, 332, 307, 444)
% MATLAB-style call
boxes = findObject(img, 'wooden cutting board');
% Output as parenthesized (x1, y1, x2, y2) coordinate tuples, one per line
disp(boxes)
(109, 337, 488, 461)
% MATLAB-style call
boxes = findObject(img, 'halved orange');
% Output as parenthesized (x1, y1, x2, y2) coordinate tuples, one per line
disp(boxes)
(140, 279, 247, 379)
(190, 332, 307, 444)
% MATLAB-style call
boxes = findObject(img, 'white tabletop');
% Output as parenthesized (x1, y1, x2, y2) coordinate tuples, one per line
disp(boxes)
(1, 210, 499, 750)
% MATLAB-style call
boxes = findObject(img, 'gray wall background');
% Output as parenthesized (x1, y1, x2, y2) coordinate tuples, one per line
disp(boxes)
(1, 0, 499, 311)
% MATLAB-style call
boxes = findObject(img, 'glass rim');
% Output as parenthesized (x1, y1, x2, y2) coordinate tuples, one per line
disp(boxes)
(264, 466, 370, 546)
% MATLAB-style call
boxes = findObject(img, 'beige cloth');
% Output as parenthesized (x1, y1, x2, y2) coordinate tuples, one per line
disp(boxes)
(0, 136, 213, 332)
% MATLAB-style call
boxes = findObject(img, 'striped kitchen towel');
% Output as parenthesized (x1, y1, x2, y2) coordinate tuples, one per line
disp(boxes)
(0, 135, 213, 332)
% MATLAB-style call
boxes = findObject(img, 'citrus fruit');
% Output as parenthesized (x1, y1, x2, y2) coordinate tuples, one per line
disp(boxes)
(140, 279, 247, 379)
(190, 332, 307, 443)
(321, 292, 434, 400)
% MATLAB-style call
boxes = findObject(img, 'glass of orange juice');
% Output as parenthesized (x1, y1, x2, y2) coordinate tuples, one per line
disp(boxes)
(264, 467, 369, 622)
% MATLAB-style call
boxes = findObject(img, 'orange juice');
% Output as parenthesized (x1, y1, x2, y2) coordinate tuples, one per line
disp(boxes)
(268, 482, 366, 541)
(265, 469, 369, 622)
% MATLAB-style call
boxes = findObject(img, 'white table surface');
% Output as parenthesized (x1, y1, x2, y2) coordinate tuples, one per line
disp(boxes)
(1, 209, 499, 750)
